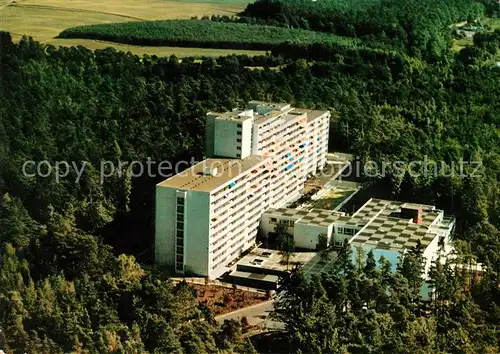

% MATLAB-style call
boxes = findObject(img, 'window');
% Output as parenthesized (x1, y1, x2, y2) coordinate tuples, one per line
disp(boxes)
(283, 220, 291, 226)
(176, 255, 184, 263)
(236, 153, 241, 157)
(342, 228, 355, 236)
(176, 237, 183, 245)
(176, 246, 183, 254)
(236, 131, 242, 136)
(176, 197, 184, 205)
(177, 205, 184, 213)
(176, 263, 184, 271)
(237, 123, 242, 129)
(176, 221, 184, 230)
(236, 146, 241, 150)
(270, 217, 277, 224)
(236, 138, 241, 143)
(176, 230, 183, 238)
(279, 219, 293, 227)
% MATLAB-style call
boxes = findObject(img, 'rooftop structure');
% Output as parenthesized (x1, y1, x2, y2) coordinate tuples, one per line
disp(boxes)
(260, 197, 455, 278)
(350, 199, 442, 251)
(229, 247, 317, 290)
(296, 209, 350, 227)
(158, 156, 268, 192)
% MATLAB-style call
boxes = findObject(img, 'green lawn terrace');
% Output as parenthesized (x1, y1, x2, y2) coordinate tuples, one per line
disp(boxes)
(312, 182, 361, 211)
(300, 152, 360, 211)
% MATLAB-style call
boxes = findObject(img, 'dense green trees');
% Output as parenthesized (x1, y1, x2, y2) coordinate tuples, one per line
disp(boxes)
(0, 207, 253, 352)
(274, 243, 498, 353)
(58, 20, 361, 51)
(242, 0, 485, 58)
(0, 26, 499, 351)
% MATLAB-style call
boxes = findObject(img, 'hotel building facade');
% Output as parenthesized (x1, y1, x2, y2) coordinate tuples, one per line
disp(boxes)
(155, 101, 331, 279)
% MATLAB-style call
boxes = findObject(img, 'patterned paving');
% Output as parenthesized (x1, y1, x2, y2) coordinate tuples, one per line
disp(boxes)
(296, 208, 348, 227)
(266, 208, 313, 220)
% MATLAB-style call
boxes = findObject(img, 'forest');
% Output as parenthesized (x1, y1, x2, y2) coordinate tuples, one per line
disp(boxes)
(241, 0, 485, 58)
(0, 0, 500, 350)
(58, 19, 361, 51)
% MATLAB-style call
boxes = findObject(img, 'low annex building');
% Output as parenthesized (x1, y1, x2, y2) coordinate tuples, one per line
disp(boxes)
(260, 198, 456, 277)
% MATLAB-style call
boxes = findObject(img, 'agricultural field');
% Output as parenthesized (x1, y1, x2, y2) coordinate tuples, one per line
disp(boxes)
(0, 0, 260, 56)
(59, 19, 362, 50)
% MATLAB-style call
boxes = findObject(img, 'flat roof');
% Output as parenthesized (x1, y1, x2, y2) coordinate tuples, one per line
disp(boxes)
(237, 247, 317, 273)
(229, 270, 279, 283)
(252, 108, 292, 125)
(349, 198, 443, 251)
(296, 208, 349, 227)
(208, 102, 329, 126)
(157, 156, 268, 193)
(264, 208, 311, 220)
(264, 207, 351, 227)
(290, 108, 329, 122)
(264, 197, 450, 252)
(207, 110, 254, 122)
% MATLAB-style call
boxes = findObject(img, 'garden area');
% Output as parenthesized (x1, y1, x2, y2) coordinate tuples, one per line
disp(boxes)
(191, 284, 268, 316)
(313, 185, 359, 211)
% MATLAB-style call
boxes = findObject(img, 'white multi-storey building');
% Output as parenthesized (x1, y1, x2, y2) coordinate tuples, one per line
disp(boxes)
(156, 101, 330, 279)
(156, 156, 271, 278)
(206, 101, 331, 207)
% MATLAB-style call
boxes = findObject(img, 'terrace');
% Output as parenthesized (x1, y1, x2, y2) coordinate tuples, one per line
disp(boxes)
(312, 183, 360, 211)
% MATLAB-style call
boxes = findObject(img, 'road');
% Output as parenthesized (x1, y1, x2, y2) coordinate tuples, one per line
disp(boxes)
(215, 300, 285, 330)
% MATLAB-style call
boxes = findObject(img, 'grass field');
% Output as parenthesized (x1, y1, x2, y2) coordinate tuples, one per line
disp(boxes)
(0, 0, 262, 56)
(452, 17, 500, 52)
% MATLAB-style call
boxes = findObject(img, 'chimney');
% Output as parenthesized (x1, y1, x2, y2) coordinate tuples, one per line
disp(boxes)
(413, 208, 423, 224)
(401, 204, 423, 224)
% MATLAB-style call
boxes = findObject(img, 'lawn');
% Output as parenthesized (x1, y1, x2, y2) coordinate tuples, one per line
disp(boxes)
(452, 17, 500, 52)
(313, 186, 359, 211)
(0, 0, 261, 56)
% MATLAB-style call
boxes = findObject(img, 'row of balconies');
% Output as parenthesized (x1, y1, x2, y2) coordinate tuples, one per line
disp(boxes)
(211, 185, 268, 237)
(211, 224, 249, 265)
(259, 123, 305, 151)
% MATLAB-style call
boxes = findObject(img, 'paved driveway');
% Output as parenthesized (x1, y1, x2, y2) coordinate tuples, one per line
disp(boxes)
(215, 300, 284, 330)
